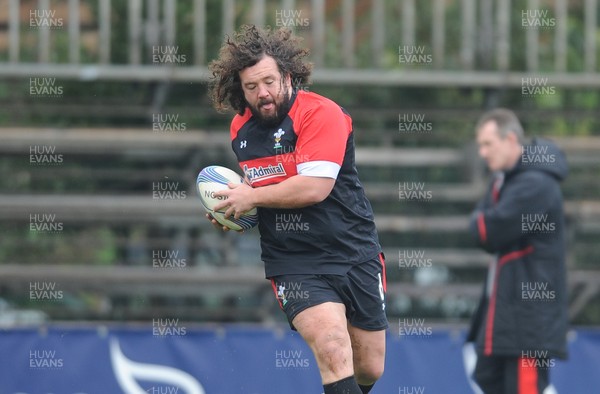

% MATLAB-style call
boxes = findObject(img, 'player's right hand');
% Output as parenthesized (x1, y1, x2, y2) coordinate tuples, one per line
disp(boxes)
(205, 213, 245, 233)
(206, 213, 231, 232)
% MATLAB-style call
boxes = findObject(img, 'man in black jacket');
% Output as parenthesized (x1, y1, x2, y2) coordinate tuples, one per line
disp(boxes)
(466, 108, 569, 394)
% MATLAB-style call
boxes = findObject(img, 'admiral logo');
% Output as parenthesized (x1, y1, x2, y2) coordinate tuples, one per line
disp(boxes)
(243, 163, 286, 183)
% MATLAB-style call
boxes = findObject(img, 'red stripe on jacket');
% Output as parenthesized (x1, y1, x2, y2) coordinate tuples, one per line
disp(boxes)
(484, 245, 535, 355)
(477, 212, 487, 243)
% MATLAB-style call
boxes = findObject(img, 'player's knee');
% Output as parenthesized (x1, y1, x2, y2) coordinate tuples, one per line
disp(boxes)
(355, 362, 384, 384)
(311, 326, 352, 366)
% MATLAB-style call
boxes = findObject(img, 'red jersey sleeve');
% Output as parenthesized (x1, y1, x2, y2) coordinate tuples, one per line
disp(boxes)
(230, 108, 251, 140)
(293, 95, 351, 178)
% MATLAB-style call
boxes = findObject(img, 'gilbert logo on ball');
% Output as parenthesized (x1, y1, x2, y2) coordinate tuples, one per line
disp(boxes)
(196, 165, 258, 231)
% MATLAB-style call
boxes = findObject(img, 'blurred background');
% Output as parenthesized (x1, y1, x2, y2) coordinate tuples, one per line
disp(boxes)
(0, 0, 599, 393)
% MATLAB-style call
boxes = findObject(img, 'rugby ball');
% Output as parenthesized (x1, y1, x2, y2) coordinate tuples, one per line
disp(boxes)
(196, 165, 258, 231)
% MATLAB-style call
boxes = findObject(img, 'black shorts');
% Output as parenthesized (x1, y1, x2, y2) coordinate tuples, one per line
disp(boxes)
(269, 253, 388, 331)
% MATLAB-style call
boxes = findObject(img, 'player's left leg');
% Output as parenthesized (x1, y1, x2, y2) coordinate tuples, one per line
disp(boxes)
(341, 253, 388, 393)
(348, 324, 386, 392)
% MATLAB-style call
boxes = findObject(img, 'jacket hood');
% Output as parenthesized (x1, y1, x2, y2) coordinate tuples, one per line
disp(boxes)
(510, 137, 568, 181)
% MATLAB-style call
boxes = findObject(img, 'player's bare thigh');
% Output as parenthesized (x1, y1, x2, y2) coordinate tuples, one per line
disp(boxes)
(347, 323, 386, 384)
(292, 302, 354, 384)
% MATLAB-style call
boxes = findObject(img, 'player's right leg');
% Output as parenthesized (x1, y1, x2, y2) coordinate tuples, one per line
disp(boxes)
(292, 302, 362, 393)
(270, 274, 362, 393)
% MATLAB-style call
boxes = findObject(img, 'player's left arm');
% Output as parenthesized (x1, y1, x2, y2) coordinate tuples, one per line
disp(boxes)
(217, 175, 335, 218)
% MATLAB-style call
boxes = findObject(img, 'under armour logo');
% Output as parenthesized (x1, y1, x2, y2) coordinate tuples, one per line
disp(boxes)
(240, 140, 247, 149)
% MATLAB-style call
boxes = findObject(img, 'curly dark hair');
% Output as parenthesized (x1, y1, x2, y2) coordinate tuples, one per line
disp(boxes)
(208, 25, 313, 115)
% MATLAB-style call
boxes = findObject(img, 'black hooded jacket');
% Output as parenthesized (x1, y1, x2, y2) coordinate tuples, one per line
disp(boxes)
(467, 137, 569, 359)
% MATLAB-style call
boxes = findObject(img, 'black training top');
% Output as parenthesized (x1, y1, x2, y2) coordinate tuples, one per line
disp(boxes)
(230, 91, 381, 278)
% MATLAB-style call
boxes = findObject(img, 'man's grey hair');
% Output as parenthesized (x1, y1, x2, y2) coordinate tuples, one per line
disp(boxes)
(475, 108, 525, 144)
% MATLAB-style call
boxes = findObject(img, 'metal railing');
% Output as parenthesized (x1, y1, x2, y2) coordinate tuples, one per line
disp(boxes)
(0, 0, 599, 86)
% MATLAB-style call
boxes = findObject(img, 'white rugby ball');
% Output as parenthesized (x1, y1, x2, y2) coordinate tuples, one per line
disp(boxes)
(196, 165, 258, 231)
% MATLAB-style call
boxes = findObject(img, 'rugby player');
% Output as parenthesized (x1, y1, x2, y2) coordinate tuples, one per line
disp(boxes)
(207, 25, 387, 394)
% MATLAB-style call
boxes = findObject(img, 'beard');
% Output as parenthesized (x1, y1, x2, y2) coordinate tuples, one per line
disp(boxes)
(248, 88, 292, 128)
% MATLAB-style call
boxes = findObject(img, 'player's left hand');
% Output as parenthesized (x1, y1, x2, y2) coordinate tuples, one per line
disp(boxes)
(213, 182, 255, 220)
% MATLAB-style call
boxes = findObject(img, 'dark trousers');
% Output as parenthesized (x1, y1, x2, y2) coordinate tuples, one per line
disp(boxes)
(473, 354, 550, 394)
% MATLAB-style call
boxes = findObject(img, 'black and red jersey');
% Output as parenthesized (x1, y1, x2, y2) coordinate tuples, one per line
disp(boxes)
(230, 90, 381, 277)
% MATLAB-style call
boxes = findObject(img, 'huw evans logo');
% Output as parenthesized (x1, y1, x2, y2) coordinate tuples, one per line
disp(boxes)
(521, 77, 556, 96)
(399, 182, 433, 201)
(29, 78, 63, 97)
(275, 213, 310, 233)
(521, 350, 556, 369)
(29, 213, 63, 233)
(398, 113, 433, 133)
(29, 145, 63, 165)
(521, 145, 556, 165)
(152, 318, 187, 337)
(152, 250, 187, 269)
(152, 113, 186, 132)
(276, 281, 310, 307)
(399, 387, 426, 394)
(29, 9, 63, 29)
(275, 9, 310, 29)
(399, 250, 432, 269)
(29, 281, 63, 301)
(521, 213, 555, 234)
(398, 46, 432, 65)
(521, 282, 556, 301)
(152, 46, 187, 64)
(274, 349, 310, 368)
(521, 9, 556, 29)
(29, 349, 63, 369)
(152, 182, 187, 200)
(398, 318, 432, 338)
(147, 387, 181, 394)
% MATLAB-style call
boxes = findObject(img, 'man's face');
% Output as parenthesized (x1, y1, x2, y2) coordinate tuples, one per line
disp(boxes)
(239, 55, 292, 127)
(476, 120, 518, 172)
